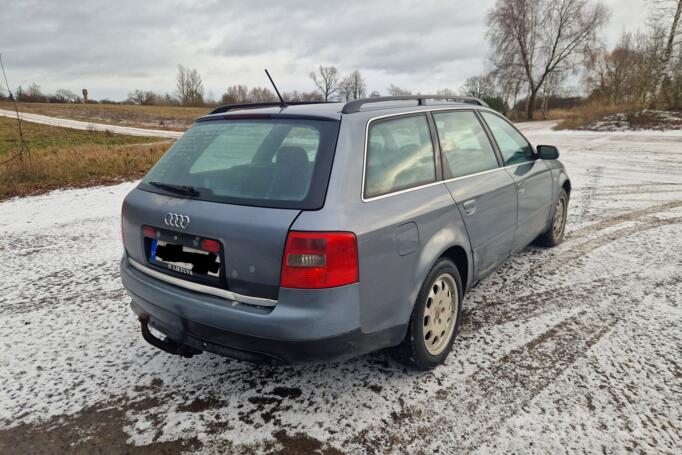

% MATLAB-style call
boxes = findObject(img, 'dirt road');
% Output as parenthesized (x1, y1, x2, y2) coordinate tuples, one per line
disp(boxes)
(0, 108, 183, 139)
(0, 123, 680, 454)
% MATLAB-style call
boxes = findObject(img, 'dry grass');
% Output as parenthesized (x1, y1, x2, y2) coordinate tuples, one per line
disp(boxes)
(0, 117, 162, 157)
(507, 108, 588, 122)
(0, 118, 170, 200)
(553, 102, 639, 130)
(0, 101, 210, 131)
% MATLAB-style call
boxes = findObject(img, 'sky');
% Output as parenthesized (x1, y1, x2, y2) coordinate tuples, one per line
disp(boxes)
(1, 0, 649, 101)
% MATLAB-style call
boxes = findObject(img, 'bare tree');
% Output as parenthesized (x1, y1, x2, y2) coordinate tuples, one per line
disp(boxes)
(650, 0, 682, 107)
(539, 71, 566, 118)
(221, 85, 249, 104)
(247, 87, 277, 103)
(282, 90, 324, 102)
(27, 83, 43, 101)
(221, 85, 323, 104)
(0, 53, 30, 163)
(176, 64, 204, 106)
(487, 0, 609, 119)
(127, 89, 160, 105)
(339, 70, 367, 101)
(669, 45, 682, 107)
(387, 84, 412, 96)
(309, 66, 340, 101)
(459, 75, 495, 98)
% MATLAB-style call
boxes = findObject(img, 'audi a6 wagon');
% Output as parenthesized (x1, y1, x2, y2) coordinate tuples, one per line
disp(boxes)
(120, 96, 570, 369)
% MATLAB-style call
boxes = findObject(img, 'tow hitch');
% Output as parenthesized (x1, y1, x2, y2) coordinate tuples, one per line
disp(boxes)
(138, 313, 202, 358)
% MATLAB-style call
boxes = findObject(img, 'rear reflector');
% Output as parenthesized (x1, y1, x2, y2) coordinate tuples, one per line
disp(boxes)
(280, 231, 358, 289)
(201, 238, 221, 253)
(142, 225, 156, 238)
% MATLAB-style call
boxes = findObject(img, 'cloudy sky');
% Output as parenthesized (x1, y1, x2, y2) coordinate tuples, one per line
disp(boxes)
(1, 0, 648, 101)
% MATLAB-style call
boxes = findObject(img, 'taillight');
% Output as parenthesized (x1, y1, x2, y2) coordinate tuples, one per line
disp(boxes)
(280, 231, 358, 289)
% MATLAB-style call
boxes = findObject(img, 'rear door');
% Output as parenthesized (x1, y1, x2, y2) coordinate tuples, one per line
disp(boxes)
(480, 112, 553, 251)
(123, 116, 340, 300)
(433, 110, 517, 280)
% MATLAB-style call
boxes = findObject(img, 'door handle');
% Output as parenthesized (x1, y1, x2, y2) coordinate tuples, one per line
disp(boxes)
(517, 181, 525, 194)
(462, 199, 477, 215)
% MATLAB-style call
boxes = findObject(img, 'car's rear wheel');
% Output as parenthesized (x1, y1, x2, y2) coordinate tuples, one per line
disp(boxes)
(391, 259, 463, 370)
(536, 188, 568, 247)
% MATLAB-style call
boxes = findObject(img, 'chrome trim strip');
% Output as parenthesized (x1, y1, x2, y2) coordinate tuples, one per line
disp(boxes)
(360, 107, 534, 203)
(128, 258, 278, 308)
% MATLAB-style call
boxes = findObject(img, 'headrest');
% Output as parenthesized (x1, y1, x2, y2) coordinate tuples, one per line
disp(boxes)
(276, 146, 308, 167)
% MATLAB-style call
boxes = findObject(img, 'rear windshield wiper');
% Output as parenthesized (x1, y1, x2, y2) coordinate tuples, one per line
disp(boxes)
(148, 181, 200, 197)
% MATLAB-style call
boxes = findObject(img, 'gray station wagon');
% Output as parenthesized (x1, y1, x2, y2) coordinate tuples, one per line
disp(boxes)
(120, 96, 570, 369)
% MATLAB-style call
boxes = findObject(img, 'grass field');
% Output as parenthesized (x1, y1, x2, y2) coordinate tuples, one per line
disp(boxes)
(0, 101, 210, 131)
(0, 117, 171, 200)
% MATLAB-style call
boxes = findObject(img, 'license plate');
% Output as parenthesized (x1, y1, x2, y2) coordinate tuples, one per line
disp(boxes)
(149, 239, 221, 281)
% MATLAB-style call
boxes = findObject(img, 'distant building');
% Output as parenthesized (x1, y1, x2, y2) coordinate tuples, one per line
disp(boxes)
(82, 89, 88, 104)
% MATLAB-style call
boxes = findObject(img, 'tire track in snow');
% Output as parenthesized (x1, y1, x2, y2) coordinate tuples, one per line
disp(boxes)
(578, 165, 603, 221)
(347, 272, 649, 454)
(543, 216, 682, 274)
(567, 200, 682, 240)
(465, 202, 682, 306)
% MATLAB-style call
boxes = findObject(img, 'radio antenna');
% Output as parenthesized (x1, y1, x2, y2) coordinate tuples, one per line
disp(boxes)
(264, 69, 287, 108)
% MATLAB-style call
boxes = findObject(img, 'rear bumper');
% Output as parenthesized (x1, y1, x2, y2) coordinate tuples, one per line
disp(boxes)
(130, 299, 402, 364)
(120, 256, 405, 363)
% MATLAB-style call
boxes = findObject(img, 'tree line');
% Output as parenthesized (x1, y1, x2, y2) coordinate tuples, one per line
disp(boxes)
(485, 0, 682, 119)
(0, 63, 510, 113)
(583, 1, 682, 110)
(3, 0, 680, 119)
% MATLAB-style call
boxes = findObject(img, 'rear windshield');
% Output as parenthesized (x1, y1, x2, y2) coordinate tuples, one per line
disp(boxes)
(139, 118, 340, 209)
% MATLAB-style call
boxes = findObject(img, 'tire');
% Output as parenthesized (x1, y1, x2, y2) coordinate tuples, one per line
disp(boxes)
(536, 188, 568, 247)
(391, 259, 463, 370)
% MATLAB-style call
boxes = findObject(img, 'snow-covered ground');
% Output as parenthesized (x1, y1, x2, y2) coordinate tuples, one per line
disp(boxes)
(1, 122, 681, 454)
(581, 110, 682, 132)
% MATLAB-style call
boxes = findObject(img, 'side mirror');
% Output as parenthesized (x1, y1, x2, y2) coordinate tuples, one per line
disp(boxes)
(537, 145, 559, 160)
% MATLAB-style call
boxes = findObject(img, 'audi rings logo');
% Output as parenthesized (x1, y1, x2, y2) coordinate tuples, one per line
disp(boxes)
(164, 213, 190, 229)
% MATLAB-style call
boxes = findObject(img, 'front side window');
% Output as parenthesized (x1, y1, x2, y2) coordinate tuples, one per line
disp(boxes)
(140, 118, 339, 209)
(481, 112, 535, 165)
(365, 115, 436, 198)
(433, 111, 499, 178)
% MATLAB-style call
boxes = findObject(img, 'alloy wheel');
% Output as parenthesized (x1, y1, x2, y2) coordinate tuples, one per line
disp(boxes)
(422, 273, 458, 356)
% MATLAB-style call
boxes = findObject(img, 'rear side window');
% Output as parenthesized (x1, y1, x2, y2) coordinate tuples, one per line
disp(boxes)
(481, 112, 535, 165)
(365, 115, 436, 198)
(433, 111, 499, 178)
(140, 118, 339, 209)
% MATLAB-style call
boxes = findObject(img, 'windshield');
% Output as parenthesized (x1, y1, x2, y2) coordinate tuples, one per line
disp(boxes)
(139, 118, 340, 209)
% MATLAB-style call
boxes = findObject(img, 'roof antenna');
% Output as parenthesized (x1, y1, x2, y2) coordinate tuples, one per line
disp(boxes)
(264, 69, 287, 108)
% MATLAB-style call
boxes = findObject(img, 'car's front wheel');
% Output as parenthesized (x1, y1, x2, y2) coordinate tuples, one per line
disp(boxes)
(392, 259, 463, 370)
(536, 188, 568, 247)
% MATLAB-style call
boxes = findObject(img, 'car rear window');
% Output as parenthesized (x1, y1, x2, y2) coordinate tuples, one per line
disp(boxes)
(139, 118, 340, 209)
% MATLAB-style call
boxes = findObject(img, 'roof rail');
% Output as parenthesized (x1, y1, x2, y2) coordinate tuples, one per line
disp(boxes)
(341, 95, 489, 114)
(210, 101, 330, 115)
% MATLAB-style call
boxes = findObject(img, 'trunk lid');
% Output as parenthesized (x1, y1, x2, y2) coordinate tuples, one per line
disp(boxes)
(122, 188, 299, 300)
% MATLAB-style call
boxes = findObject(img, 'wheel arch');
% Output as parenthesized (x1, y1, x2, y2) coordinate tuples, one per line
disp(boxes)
(559, 173, 571, 197)
(438, 245, 470, 294)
